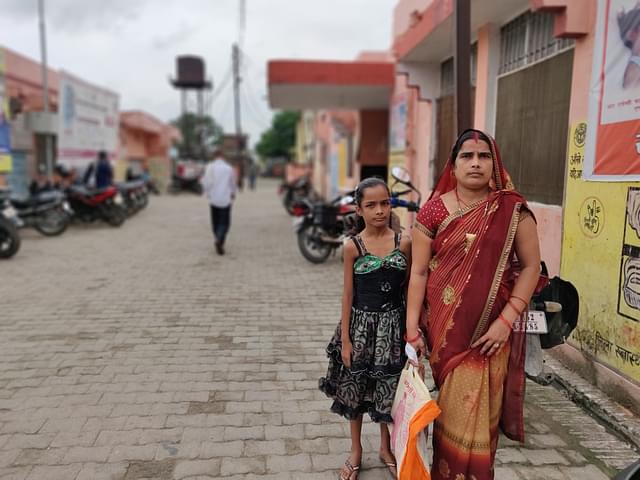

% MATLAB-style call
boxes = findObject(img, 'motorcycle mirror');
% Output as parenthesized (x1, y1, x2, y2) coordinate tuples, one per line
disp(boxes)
(339, 195, 354, 206)
(391, 167, 411, 185)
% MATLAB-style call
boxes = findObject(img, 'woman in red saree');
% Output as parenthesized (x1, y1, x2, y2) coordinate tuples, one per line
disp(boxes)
(405, 129, 541, 480)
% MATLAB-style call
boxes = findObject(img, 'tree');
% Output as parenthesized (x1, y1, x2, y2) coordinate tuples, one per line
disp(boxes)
(256, 111, 300, 161)
(170, 113, 223, 159)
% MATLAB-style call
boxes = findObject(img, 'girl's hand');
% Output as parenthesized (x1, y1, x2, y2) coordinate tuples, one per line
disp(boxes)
(341, 341, 353, 368)
(470, 317, 511, 357)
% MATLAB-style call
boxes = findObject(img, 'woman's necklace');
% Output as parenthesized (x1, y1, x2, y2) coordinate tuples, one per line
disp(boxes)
(455, 188, 470, 213)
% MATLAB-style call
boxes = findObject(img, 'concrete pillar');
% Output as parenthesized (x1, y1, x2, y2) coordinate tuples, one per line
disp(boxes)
(474, 23, 501, 135)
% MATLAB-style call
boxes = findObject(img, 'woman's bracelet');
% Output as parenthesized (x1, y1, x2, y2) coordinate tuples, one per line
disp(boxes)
(405, 330, 423, 343)
(497, 313, 513, 330)
(507, 299, 523, 315)
(510, 295, 529, 308)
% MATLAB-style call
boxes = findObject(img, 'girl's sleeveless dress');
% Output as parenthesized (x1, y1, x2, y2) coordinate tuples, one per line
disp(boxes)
(319, 233, 408, 422)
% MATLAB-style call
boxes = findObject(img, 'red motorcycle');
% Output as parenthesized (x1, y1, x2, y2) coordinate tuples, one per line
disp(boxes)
(65, 185, 127, 227)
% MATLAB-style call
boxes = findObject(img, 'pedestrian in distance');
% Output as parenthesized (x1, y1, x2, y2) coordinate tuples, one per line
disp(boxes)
(405, 129, 541, 480)
(319, 177, 412, 480)
(201, 149, 237, 255)
(83, 150, 113, 189)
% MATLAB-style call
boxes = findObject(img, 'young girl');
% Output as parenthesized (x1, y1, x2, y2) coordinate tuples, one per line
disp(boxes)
(319, 177, 412, 480)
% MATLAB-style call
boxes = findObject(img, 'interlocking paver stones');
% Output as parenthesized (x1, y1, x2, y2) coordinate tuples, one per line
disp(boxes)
(0, 180, 637, 479)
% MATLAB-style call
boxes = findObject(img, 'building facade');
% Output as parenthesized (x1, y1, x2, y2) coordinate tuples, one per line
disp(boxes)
(268, 0, 640, 408)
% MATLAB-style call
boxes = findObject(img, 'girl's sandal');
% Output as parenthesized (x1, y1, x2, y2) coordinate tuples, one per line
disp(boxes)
(338, 459, 360, 480)
(379, 455, 397, 478)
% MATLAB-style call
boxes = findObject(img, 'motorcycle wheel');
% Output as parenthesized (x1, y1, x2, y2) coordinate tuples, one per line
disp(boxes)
(104, 205, 127, 227)
(138, 193, 149, 209)
(0, 217, 20, 259)
(34, 209, 70, 236)
(297, 224, 332, 264)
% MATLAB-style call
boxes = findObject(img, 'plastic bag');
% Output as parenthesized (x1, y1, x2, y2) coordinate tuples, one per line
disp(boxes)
(390, 362, 441, 480)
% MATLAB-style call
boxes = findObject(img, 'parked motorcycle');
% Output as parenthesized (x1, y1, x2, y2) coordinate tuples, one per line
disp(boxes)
(0, 188, 21, 259)
(294, 192, 356, 264)
(10, 190, 72, 236)
(279, 175, 314, 215)
(294, 167, 424, 264)
(116, 180, 148, 216)
(65, 185, 127, 227)
(522, 262, 579, 385)
(389, 167, 421, 214)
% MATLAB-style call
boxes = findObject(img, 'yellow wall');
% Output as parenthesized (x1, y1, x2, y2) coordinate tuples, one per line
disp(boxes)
(562, 121, 640, 382)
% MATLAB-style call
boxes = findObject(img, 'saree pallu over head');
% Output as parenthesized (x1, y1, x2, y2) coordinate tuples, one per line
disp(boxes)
(417, 129, 531, 479)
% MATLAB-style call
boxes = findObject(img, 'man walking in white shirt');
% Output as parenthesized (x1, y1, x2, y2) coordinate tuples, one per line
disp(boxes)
(201, 150, 237, 255)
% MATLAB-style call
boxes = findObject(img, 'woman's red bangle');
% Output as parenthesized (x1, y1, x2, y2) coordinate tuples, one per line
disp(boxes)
(405, 330, 422, 343)
(498, 314, 513, 330)
(507, 299, 523, 315)
(510, 295, 528, 307)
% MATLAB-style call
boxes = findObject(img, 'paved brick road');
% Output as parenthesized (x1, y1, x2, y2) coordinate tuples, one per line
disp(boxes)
(0, 180, 637, 479)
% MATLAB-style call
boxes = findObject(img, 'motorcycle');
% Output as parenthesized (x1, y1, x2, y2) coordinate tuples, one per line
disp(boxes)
(116, 180, 148, 216)
(389, 166, 422, 215)
(294, 191, 356, 264)
(10, 189, 72, 236)
(65, 185, 127, 227)
(294, 167, 424, 264)
(0, 188, 21, 259)
(521, 262, 579, 385)
(279, 175, 314, 215)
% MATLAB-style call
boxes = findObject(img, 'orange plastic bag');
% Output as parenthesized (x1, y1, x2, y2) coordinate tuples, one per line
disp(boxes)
(390, 363, 441, 480)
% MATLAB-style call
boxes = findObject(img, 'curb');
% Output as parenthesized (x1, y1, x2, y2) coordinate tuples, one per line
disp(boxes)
(544, 355, 640, 454)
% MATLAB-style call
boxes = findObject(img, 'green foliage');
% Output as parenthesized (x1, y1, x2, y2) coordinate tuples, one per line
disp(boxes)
(171, 113, 223, 159)
(256, 111, 301, 161)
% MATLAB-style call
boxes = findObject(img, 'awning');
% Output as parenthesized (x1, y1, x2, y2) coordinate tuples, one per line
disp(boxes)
(268, 60, 395, 110)
(393, 0, 530, 62)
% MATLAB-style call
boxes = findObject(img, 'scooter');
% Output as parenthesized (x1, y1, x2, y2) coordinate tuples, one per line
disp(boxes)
(10, 189, 72, 236)
(0, 188, 21, 259)
(65, 185, 127, 227)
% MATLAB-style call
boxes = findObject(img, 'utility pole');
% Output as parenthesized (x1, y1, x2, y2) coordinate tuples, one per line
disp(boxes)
(232, 44, 242, 139)
(455, 0, 471, 134)
(38, 0, 53, 180)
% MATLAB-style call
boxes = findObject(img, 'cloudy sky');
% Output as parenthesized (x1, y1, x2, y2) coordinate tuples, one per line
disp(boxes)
(0, 0, 396, 146)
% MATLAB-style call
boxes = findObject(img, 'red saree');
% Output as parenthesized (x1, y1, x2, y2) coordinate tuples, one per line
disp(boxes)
(415, 130, 528, 480)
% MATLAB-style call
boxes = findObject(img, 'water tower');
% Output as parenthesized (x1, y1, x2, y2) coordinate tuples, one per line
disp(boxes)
(170, 56, 212, 159)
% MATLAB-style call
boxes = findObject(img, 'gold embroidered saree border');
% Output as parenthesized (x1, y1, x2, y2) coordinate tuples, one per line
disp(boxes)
(413, 221, 434, 238)
(436, 198, 489, 238)
(471, 202, 522, 343)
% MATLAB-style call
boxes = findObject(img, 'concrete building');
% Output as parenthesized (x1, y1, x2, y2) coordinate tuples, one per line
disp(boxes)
(0, 46, 178, 195)
(268, 0, 640, 411)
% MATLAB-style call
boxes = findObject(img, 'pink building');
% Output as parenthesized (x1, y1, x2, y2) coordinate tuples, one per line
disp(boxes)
(0, 46, 178, 195)
(268, 0, 640, 409)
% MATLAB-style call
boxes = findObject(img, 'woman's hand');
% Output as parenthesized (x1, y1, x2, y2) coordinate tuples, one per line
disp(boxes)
(341, 341, 353, 368)
(470, 317, 511, 357)
(407, 329, 426, 360)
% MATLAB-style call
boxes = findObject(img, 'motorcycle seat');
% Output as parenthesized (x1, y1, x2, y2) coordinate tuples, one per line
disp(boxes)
(11, 190, 63, 208)
(68, 185, 113, 197)
(116, 180, 145, 190)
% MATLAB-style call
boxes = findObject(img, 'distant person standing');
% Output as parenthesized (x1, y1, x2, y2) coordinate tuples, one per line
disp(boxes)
(248, 160, 259, 190)
(83, 150, 113, 188)
(201, 149, 237, 255)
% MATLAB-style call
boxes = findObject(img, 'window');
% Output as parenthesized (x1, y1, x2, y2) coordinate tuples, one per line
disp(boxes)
(499, 10, 574, 75)
(440, 44, 477, 97)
